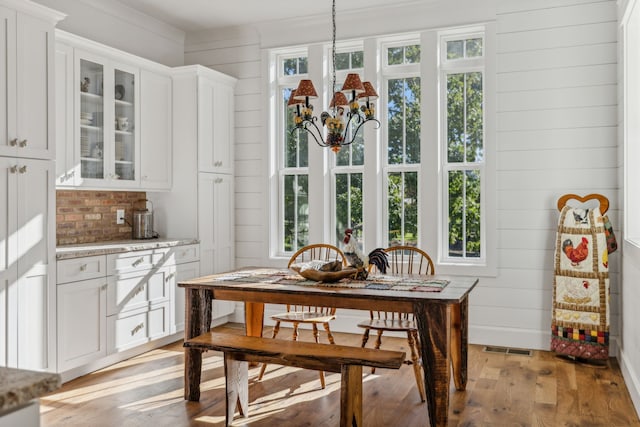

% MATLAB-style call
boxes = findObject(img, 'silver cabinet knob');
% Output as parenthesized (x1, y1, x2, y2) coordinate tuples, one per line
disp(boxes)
(19, 139, 27, 147)
(9, 165, 17, 174)
(18, 165, 26, 174)
(9, 138, 17, 147)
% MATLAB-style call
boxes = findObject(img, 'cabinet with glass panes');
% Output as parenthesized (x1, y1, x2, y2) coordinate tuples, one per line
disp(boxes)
(77, 53, 139, 187)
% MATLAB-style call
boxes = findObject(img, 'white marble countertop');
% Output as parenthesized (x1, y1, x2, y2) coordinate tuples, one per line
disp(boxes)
(56, 238, 199, 260)
(0, 367, 60, 412)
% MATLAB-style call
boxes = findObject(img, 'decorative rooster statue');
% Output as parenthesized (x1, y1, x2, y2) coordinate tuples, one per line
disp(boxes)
(343, 228, 389, 280)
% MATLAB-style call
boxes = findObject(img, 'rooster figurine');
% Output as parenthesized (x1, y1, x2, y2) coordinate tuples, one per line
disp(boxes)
(343, 228, 389, 279)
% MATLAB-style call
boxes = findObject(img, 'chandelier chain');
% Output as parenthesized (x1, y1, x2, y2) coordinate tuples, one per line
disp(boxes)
(331, 0, 336, 97)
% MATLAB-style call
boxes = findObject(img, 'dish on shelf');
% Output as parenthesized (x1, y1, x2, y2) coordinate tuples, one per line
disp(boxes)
(115, 84, 125, 100)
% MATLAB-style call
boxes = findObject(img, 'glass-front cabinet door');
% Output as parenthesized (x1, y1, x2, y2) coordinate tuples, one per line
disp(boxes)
(113, 68, 136, 182)
(75, 51, 139, 187)
(79, 58, 105, 180)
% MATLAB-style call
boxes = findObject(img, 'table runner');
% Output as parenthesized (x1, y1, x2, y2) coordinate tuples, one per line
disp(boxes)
(209, 268, 449, 292)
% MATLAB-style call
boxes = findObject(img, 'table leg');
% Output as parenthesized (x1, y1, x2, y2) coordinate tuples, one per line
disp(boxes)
(413, 302, 451, 427)
(244, 302, 265, 337)
(184, 288, 213, 401)
(450, 296, 469, 390)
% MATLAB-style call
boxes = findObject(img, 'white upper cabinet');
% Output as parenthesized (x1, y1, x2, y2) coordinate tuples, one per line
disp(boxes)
(198, 76, 235, 174)
(0, 2, 63, 160)
(55, 31, 173, 191)
(140, 69, 172, 190)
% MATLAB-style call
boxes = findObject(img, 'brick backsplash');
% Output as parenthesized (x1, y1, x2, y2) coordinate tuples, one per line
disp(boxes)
(56, 190, 147, 245)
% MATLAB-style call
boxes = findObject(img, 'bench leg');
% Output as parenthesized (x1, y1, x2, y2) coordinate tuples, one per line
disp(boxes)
(224, 355, 249, 426)
(340, 365, 363, 427)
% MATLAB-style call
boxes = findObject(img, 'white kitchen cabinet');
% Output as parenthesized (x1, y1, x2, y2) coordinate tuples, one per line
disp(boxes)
(0, 157, 56, 371)
(173, 261, 199, 334)
(55, 30, 173, 191)
(0, 2, 63, 160)
(57, 276, 107, 372)
(198, 173, 235, 318)
(55, 242, 200, 378)
(140, 69, 172, 190)
(198, 76, 234, 174)
(74, 49, 141, 188)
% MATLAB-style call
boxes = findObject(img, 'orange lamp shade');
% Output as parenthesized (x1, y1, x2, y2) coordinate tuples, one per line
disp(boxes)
(358, 81, 379, 100)
(329, 92, 349, 108)
(341, 73, 365, 95)
(287, 90, 303, 108)
(293, 79, 319, 100)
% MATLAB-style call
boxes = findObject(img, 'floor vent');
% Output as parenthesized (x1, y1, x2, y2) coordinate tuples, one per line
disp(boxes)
(483, 346, 532, 356)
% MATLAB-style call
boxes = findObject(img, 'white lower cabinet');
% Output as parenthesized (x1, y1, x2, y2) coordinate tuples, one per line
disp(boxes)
(57, 277, 107, 372)
(56, 242, 202, 377)
(107, 301, 170, 353)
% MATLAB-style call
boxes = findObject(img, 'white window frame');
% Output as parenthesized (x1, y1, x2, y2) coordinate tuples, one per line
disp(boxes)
(381, 36, 422, 248)
(268, 26, 496, 276)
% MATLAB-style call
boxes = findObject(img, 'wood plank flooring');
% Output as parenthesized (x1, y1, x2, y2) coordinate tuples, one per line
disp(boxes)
(40, 324, 640, 426)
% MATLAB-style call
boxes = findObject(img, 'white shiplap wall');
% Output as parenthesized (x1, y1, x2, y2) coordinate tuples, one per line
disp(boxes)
(183, 0, 620, 352)
(486, 0, 619, 351)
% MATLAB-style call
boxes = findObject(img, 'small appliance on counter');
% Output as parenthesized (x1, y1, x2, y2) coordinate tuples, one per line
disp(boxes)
(132, 199, 158, 239)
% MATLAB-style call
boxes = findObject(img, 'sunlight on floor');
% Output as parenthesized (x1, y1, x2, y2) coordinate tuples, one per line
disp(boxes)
(43, 354, 224, 405)
(96, 347, 184, 372)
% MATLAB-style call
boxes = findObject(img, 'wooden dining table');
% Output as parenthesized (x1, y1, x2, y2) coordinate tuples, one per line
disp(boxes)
(179, 267, 478, 427)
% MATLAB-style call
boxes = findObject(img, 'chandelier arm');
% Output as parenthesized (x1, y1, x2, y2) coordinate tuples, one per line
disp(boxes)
(341, 118, 381, 146)
(301, 119, 329, 147)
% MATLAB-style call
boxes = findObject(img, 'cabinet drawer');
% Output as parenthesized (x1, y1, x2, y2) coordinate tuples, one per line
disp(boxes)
(107, 249, 168, 275)
(57, 255, 108, 284)
(171, 244, 199, 265)
(107, 268, 171, 316)
(107, 302, 170, 354)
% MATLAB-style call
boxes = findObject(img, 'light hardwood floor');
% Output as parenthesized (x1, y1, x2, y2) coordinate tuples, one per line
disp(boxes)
(41, 324, 640, 426)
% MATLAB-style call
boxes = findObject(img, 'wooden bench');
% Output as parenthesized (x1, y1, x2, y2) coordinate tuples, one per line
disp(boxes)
(184, 332, 406, 427)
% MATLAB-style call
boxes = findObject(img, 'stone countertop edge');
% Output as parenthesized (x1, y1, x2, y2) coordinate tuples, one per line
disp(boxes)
(56, 238, 200, 260)
(0, 367, 61, 412)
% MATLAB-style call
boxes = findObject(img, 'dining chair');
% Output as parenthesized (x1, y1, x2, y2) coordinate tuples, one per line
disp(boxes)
(358, 245, 435, 402)
(257, 243, 347, 388)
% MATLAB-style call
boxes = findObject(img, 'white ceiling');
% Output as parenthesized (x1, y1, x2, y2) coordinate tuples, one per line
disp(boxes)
(115, 0, 424, 33)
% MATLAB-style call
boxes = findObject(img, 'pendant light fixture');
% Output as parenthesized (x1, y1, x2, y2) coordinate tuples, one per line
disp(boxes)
(288, 0, 380, 153)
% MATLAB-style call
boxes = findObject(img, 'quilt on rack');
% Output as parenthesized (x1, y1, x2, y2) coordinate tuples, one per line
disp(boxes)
(551, 205, 610, 360)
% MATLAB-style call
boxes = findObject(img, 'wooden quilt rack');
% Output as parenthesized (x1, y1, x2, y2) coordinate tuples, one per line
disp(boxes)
(557, 193, 609, 214)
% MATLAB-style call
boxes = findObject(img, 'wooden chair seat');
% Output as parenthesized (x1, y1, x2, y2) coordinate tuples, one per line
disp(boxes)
(271, 311, 336, 323)
(357, 318, 416, 332)
(258, 243, 347, 389)
(358, 245, 435, 403)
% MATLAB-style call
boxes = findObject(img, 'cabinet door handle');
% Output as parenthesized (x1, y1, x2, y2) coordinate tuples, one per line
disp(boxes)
(19, 139, 27, 147)
(18, 165, 27, 174)
(9, 138, 17, 147)
(134, 284, 145, 296)
(79, 264, 87, 271)
(165, 273, 175, 282)
(132, 258, 144, 267)
(131, 322, 144, 335)
(9, 165, 17, 174)
(101, 284, 108, 291)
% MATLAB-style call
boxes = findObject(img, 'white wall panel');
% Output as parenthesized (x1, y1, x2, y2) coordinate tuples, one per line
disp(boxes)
(497, 148, 617, 170)
(498, 64, 617, 91)
(497, 85, 617, 111)
(497, 21, 617, 53)
(496, 127, 617, 151)
(497, 2, 615, 33)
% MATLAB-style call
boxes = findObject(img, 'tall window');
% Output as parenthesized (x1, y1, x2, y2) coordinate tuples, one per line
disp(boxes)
(441, 35, 485, 260)
(271, 28, 489, 270)
(384, 42, 421, 247)
(279, 55, 309, 252)
(332, 48, 365, 246)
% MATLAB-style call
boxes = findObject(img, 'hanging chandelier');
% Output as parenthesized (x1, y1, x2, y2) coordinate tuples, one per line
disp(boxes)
(288, 0, 379, 153)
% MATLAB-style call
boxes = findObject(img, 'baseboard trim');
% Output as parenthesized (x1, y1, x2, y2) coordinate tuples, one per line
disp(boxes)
(619, 348, 640, 419)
